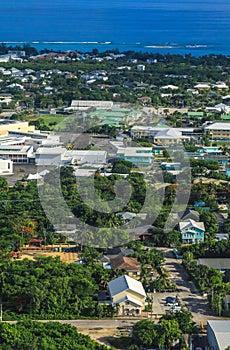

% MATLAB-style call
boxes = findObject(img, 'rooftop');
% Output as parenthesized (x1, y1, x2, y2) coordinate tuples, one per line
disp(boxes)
(108, 275, 146, 298)
(110, 256, 141, 271)
(179, 219, 205, 231)
(204, 122, 230, 130)
(207, 320, 230, 350)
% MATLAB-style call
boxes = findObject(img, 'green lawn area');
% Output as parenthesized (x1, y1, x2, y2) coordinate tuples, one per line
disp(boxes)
(29, 114, 70, 130)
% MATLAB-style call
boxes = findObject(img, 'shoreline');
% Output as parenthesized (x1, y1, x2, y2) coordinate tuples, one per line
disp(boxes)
(2, 41, 228, 57)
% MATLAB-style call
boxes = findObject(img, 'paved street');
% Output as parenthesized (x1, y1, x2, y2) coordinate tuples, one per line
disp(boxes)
(162, 249, 217, 325)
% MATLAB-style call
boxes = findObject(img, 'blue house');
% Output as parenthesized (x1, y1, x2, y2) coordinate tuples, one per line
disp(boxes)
(179, 219, 205, 244)
(161, 162, 181, 171)
(116, 147, 153, 167)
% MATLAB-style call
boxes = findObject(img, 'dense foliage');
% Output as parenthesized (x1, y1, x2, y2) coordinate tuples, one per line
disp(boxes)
(1, 256, 96, 319)
(0, 321, 109, 350)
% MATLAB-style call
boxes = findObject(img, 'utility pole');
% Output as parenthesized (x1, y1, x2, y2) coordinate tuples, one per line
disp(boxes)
(0, 273, 2, 322)
(0, 297, 2, 322)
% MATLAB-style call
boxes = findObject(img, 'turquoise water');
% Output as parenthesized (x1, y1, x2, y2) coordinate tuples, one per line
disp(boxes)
(1, 0, 230, 56)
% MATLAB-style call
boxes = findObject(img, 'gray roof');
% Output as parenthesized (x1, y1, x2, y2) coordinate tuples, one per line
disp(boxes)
(204, 122, 230, 131)
(198, 258, 230, 270)
(108, 275, 146, 298)
(208, 320, 230, 350)
(180, 209, 200, 221)
(155, 128, 181, 139)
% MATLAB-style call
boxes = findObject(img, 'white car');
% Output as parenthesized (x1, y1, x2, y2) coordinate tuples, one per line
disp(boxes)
(170, 305, 182, 313)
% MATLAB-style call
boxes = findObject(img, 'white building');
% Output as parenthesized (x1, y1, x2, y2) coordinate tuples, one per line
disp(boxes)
(108, 275, 146, 316)
(207, 320, 230, 350)
(65, 150, 107, 165)
(0, 145, 34, 164)
(137, 64, 145, 71)
(0, 157, 13, 174)
(35, 147, 65, 166)
(35, 147, 107, 166)
(65, 100, 113, 111)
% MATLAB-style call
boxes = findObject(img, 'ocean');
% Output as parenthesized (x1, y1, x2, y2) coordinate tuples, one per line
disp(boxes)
(1, 0, 230, 56)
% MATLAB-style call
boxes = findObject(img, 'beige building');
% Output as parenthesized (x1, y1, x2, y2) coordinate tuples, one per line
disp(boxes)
(108, 275, 146, 316)
(204, 122, 230, 141)
(0, 120, 35, 136)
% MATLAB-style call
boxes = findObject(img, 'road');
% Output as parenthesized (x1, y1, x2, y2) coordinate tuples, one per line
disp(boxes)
(7, 319, 137, 328)
(162, 249, 216, 325)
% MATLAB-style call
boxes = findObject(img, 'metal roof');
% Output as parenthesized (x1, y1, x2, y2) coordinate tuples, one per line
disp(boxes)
(108, 275, 146, 298)
(208, 320, 230, 350)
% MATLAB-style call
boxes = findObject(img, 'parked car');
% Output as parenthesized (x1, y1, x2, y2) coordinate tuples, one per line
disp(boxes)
(170, 305, 182, 313)
(165, 296, 179, 306)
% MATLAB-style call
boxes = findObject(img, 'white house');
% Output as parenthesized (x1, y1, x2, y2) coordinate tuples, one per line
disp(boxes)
(108, 275, 146, 316)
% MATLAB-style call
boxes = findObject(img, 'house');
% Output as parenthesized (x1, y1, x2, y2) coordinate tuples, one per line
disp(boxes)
(137, 64, 145, 71)
(204, 122, 230, 141)
(161, 162, 181, 171)
(160, 84, 179, 90)
(154, 128, 184, 145)
(116, 212, 137, 223)
(212, 81, 229, 90)
(194, 82, 210, 90)
(179, 219, 205, 244)
(197, 258, 230, 281)
(108, 275, 146, 316)
(130, 126, 194, 140)
(137, 96, 151, 105)
(116, 146, 153, 166)
(181, 209, 200, 221)
(110, 256, 141, 279)
(207, 320, 230, 350)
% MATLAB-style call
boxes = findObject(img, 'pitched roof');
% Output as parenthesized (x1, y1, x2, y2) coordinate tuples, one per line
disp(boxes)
(179, 219, 205, 231)
(155, 128, 181, 139)
(207, 320, 230, 350)
(114, 295, 143, 307)
(108, 275, 146, 298)
(110, 256, 141, 271)
(198, 258, 230, 270)
(180, 209, 200, 221)
(204, 122, 230, 130)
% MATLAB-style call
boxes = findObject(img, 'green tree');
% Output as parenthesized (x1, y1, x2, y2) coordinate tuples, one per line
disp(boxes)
(158, 319, 182, 349)
(132, 319, 158, 348)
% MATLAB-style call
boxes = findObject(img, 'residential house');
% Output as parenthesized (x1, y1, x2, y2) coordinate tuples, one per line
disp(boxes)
(194, 82, 210, 90)
(197, 258, 230, 282)
(130, 126, 194, 140)
(108, 275, 146, 316)
(161, 162, 181, 171)
(154, 128, 184, 145)
(116, 146, 153, 167)
(179, 219, 205, 244)
(204, 122, 230, 141)
(178, 208, 200, 222)
(110, 256, 141, 279)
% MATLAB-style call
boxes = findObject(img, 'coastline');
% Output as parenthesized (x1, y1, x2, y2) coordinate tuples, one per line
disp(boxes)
(2, 41, 228, 57)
